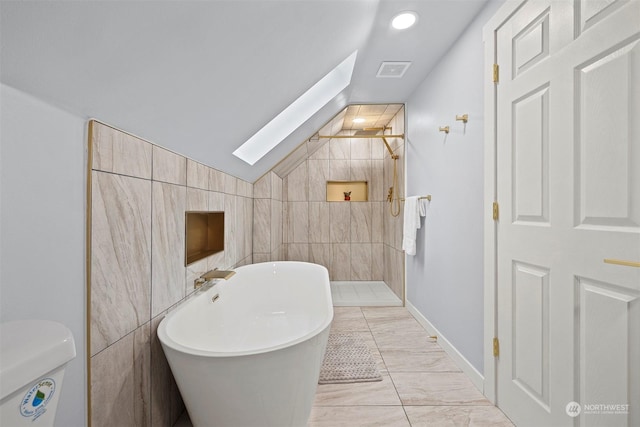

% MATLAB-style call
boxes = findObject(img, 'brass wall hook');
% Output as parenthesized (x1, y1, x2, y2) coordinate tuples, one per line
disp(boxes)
(439, 126, 450, 134)
(456, 114, 468, 123)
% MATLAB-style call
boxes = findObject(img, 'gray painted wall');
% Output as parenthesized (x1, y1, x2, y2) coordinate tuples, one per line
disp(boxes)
(405, 0, 503, 374)
(1, 84, 87, 427)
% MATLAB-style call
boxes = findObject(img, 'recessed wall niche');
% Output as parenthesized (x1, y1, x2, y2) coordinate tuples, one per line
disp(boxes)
(185, 211, 224, 265)
(326, 181, 368, 202)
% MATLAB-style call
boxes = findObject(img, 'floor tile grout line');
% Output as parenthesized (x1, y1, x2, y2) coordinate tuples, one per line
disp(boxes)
(366, 310, 407, 414)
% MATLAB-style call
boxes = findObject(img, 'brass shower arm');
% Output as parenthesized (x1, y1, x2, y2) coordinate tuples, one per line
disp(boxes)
(316, 134, 404, 139)
(381, 136, 397, 158)
(316, 133, 405, 158)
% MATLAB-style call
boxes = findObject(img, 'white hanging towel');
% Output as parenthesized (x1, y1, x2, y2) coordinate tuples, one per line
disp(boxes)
(402, 196, 427, 256)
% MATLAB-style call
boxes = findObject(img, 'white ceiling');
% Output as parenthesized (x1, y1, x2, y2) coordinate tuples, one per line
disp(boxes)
(0, 0, 488, 182)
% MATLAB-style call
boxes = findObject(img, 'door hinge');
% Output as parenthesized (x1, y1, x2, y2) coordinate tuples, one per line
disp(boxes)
(493, 337, 500, 357)
(493, 63, 499, 83)
(492, 202, 500, 221)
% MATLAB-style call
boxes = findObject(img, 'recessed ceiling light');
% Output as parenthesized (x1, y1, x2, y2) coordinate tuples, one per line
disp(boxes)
(391, 11, 418, 30)
(353, 118, 366, 123)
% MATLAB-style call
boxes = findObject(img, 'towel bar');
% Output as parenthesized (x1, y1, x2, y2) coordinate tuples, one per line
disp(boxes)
(400, 195, 431, 202)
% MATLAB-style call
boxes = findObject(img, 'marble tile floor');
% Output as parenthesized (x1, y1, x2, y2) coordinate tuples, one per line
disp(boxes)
(331, 281, 403, 307)
(309, 307, 514, 426)
(174, 306, 514, 427)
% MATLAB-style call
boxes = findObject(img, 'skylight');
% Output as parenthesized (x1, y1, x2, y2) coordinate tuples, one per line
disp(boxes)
(233, 50, 358, 165)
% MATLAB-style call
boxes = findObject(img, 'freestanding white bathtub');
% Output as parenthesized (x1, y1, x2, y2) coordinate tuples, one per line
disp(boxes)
(158, 261, 333, 427)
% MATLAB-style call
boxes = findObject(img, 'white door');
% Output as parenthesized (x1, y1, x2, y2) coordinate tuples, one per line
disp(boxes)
(493, 0, 640, 426)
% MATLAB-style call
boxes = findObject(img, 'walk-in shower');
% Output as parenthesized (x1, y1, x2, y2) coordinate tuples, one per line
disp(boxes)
(269, 103, 407, 306)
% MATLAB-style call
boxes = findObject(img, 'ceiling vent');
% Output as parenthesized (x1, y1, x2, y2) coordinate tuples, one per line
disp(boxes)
(376, 61, 411, 78)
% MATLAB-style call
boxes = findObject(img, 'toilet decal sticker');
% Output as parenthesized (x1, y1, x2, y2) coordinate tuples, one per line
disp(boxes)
(20, 378, 55, 421)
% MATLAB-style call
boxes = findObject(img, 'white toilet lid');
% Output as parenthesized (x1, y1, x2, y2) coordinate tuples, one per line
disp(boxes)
(0, 320, 76, 400)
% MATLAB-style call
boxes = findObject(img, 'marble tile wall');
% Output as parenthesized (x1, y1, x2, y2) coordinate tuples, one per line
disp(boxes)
(250, 107, 405, 294)
(383, 108, 406, 300)
(281, 108, 405, 286)
(89, 121, 253, 427)
(252, 171, 284, 263)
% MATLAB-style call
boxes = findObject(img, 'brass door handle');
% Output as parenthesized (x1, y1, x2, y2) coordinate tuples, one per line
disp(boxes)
(604, 259, 640, 268)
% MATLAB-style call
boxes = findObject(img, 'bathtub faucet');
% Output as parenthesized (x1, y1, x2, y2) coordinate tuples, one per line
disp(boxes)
(194, 268, 236, 289)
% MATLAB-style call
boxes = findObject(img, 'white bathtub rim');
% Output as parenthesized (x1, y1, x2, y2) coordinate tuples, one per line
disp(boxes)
(158, 261, 334, 358)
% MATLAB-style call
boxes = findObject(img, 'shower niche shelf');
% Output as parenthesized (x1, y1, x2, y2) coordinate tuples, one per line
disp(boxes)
(326, 181, 368, 202)
(185, 211, 224, 266)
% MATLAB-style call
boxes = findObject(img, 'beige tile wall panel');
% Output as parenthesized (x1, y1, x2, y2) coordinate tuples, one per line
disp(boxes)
(287, 243, 309, 262)
(309, 243, 331, 270)
(91, 171, 152, 355)
(350, 202, 372, 243)
(151, 182, 186, 317)
(350, 160, 371, 185)
(91, 323, 150, 427)
(329, 159, 350, 181)
(186, 159, 208, 190)
(287, 161, 308, 201)
(383, 245, 392, 288)
(371, 136, 385, 160)
(243, 197, 253, 259)
(271, 172, 283, 200)
(185, 187, 208, 211)
(91, 121, 152, 179)
(253, 173, 271, 198)
(224, 195, 237, 268)
(372, 243, 384, 280)
(150, 313, 184, 427)
(282, 199, 289, 243)
(371, 160, 384, 201)
(350, 137, 371, 160)
(330, 137, 350, 159)
(271, 199, 283, 252)
(224, 173, 237, 195)
(351, 243, 372, 280)
(330, 203, 350, 243)
(208, 168, 226, 193)
(372, 202, 384, 243)
(206, 250, 226, 275)
(271, 246, 284, 261)
(208, 191, 225, 211)
(308, 202, 330, 243)
(308, 141, 329, 160)
(235, 195, 247, 259)
(152, 146, 186, 186)
(253, 253, 270, 263)
(308, 159, 329, 201)
(253, 199, 272, 253)
(89, 123, 260, 427)
(331, 243, 351, 280)
(240, 180, 253, 198)
(290, 202, 309, 243)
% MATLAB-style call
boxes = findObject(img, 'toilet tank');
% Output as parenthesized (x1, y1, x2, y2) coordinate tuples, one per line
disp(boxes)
(0, 320, 76, 426)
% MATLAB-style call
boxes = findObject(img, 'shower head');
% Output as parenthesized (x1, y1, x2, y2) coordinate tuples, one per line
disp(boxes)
(353, 126, 391, 136)
(353, 129, 381, 136)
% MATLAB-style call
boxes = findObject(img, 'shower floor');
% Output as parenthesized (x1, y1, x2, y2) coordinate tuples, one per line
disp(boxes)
(330, 281, 402, 307)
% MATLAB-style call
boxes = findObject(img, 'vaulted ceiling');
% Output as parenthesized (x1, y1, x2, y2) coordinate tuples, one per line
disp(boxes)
(0, 0, 488, 182)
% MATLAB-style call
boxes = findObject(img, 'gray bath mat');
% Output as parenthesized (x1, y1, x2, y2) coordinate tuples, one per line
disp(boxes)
(318, 333, 382, 384)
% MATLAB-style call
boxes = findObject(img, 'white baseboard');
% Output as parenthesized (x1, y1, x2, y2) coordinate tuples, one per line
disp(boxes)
(406, 300, 485, 393)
